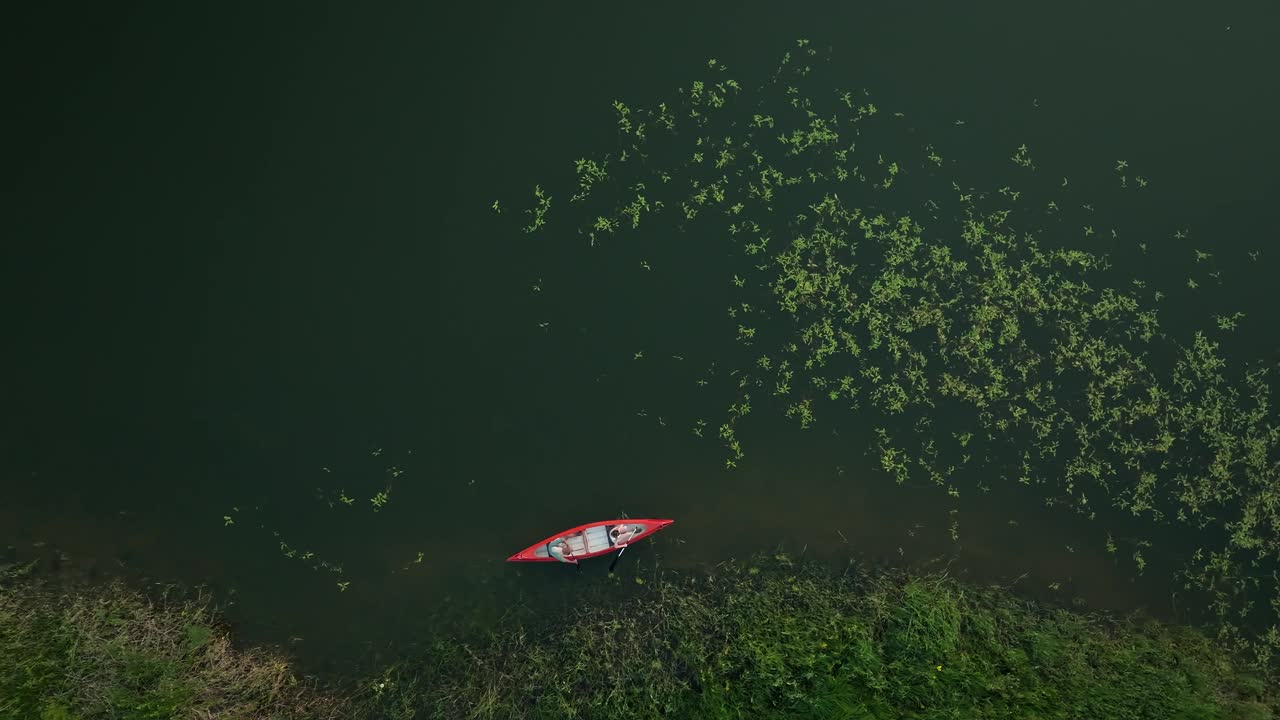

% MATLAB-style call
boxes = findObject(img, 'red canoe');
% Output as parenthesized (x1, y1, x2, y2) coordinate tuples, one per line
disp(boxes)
(506, 518, 674, 562)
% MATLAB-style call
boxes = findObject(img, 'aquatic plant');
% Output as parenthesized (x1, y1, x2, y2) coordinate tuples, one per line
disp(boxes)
(221, 448, 416, 593)
(9, 554, 1272, 719)
(508, 40, 1280, 670)
(360, 553, 1277, 718)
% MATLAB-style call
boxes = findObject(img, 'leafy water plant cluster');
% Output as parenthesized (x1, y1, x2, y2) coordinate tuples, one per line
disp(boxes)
(510, 41, 1280, 669)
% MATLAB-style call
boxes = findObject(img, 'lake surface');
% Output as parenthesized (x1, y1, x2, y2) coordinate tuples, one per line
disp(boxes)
(4, 0, 1278, 674)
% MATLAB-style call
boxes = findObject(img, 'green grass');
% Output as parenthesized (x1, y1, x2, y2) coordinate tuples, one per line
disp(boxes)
(0, 563, 347, 720)
(3, 556, 1274, 719)
(362, 554, 1277, 719)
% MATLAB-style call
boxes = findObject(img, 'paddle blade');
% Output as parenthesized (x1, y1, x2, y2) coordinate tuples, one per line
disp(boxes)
(608, 545, 628, 572)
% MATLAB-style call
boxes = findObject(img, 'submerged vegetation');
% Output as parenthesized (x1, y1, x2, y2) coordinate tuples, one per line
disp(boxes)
(7, 554, 1273, 719)
(508, 41, 1280, 669)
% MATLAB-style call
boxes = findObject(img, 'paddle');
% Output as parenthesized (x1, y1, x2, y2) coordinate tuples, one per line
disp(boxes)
(608, 545, 627, 573)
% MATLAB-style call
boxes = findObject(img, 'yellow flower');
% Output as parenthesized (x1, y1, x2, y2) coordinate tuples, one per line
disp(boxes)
(936, 665, 943, 672)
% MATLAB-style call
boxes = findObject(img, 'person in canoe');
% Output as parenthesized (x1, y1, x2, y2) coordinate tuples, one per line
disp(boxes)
(548, 537, 577, 564)
(610, 523, 639, 546)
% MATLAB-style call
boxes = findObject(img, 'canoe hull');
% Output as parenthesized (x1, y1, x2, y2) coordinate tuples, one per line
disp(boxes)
(506, 518, 674, 562)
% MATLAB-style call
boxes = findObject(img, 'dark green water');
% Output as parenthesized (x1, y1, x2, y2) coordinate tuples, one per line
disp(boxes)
(4, 1, 1278, 673)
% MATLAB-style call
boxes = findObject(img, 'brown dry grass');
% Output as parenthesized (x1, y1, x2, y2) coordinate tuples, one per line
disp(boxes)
(1, 564, 350, 720)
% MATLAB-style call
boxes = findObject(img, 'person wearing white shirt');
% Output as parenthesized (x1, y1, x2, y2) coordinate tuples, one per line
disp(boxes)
(610, 524, 639, 546)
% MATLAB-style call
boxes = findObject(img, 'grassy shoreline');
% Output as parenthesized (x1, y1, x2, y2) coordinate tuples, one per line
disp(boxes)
(0, 562, 349, 720)
(3, 555, 1274, 720)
